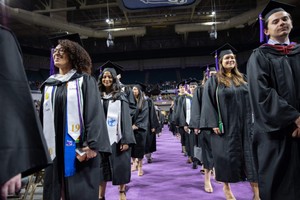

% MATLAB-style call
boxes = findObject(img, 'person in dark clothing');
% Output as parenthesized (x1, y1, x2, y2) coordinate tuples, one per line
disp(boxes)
(131, 84, 149, 176)
(0, 25, 51, 200)
(98, 66, 136, 200)
(144, 91, 160, 164)
(247, 1, 300, 200)
(168, 101, 176, 136)
(40, 36, 111, 200)
(200, 43, 259, 200)
(173, 81, 188, 156)
(190, 68, 216, 193)
(178, 79, 198, 165)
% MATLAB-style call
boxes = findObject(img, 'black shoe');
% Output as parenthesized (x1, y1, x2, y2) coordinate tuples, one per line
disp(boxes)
(192, 161, 198, 169)
(147, 158, 153, 163)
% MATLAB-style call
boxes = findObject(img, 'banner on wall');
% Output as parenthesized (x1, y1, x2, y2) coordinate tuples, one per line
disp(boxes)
(118, 0, 198, 10)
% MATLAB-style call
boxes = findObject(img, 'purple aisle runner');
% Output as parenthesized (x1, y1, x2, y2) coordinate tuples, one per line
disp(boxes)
(104, 125, 253, 200)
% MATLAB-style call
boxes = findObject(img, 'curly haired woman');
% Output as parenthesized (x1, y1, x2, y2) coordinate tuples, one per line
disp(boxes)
(40, 38, 111, 200)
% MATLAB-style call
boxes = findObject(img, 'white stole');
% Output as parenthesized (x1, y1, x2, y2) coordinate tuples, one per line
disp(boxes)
(67, 78, 84, 142)
(43, 73, 83, 160)
(185, 97, 191, 125)
(43, 86, 56, 160)
(105, 100, 122, 145)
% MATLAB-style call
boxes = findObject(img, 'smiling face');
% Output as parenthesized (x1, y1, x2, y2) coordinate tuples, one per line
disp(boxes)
(264, 11, 293, 42)
(221, 53, 236, 72)
(53, 44, 72, 74)
(189, 84, 197, 94)
(101, 71, 113, 89)
(132, 86, 140, 98)
(178, 85, 185, 94)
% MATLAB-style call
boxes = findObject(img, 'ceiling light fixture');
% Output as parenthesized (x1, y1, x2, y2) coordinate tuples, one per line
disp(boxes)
(105, 0, 114, 47)
(209, 0, 217, 40)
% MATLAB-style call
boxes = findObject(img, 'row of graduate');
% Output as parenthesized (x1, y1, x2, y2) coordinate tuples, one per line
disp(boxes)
(167, 2, 300, 199)
(1, 1, 300, 200)
(1, 25, 164, 200)
(42, 39, 167, 200)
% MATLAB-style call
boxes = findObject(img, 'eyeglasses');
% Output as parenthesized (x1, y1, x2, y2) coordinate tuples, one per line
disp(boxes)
(53, 47, 65, 55)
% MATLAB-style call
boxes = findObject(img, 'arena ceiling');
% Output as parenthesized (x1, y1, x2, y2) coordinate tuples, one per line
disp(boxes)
(1, 0, 300, 61)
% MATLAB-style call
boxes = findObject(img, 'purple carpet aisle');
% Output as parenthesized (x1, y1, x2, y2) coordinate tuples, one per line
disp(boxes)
(104, 125, 253, 200)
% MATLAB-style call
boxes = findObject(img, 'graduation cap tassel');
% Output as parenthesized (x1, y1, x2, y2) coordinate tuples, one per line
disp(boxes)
(50, 48, 55, 75)
(259, 14, 264, 43)
(206, 65, 210, 77)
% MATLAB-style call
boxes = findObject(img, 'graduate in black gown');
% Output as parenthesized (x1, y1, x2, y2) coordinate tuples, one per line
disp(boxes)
(173, 81, 188, 156)
(0, 25, 51, 199)
(200, 44, 259, 200)
(189, 68, 216, 193)
(247, 1, 300, 199)
(178, 79, 198, 166)
(144, 89, 160, 164)
(98, 66, 136, 200)
(168, 101, 176, 136)
(40, 36, 111, 200)
(131, 84, 149, 176)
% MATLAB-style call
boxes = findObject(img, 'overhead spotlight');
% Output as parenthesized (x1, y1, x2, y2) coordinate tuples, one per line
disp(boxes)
(209, 30, 217, 40)
(212, 11, 216, 15)
(209, 24, 217, 40)
(105, 18, 114, 25)
(106, 32, 114, 48)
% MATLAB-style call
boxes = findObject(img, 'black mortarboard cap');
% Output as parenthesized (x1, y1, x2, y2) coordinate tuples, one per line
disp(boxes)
(211, 43, 237, 71)
(134, 81, 147, 92)
(187, 79, 198, 85)
(149, 84, 161, 95)
(261, 0, 294, 21)
(98, 60, 124, 78)
(49, 33, 83, 48)
(212, 43, 237, 59)
(208, 65, 216, 71)
(177, 80, 186, 88)
(259, 1, 295, 43)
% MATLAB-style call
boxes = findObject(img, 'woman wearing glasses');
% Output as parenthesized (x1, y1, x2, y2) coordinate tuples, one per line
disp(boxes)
(40, 37, 111, 200)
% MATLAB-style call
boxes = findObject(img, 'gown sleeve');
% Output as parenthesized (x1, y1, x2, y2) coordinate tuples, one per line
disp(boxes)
(247, 49, 300, 133)
(200, 76, 218, 129)
(189, 87, 202, 129)
(134, 101, 149, 131)
(82, 75, 111, 154)
(120, 96, 136, 145)
(0, 26, 51, 184)
(149, 99, 160, 130)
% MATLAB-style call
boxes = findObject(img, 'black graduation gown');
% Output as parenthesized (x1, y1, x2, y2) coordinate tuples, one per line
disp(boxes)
(200, 76, 256, 183)
(40, 73, 111, 200)
(178, 94, 194, 157)
(168, 107, 176, 134)
(122, 86, 137, 118)
(247, 44, 300, 200)
(101, 93, 136, 185)
(145, 98, 160, 154)
(174, 94, 187, 146)
(159, 111, 165, 131)
(189, 86, 214, 170)
(131, 100, 149, 159)
(0, 25, 51, 185)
